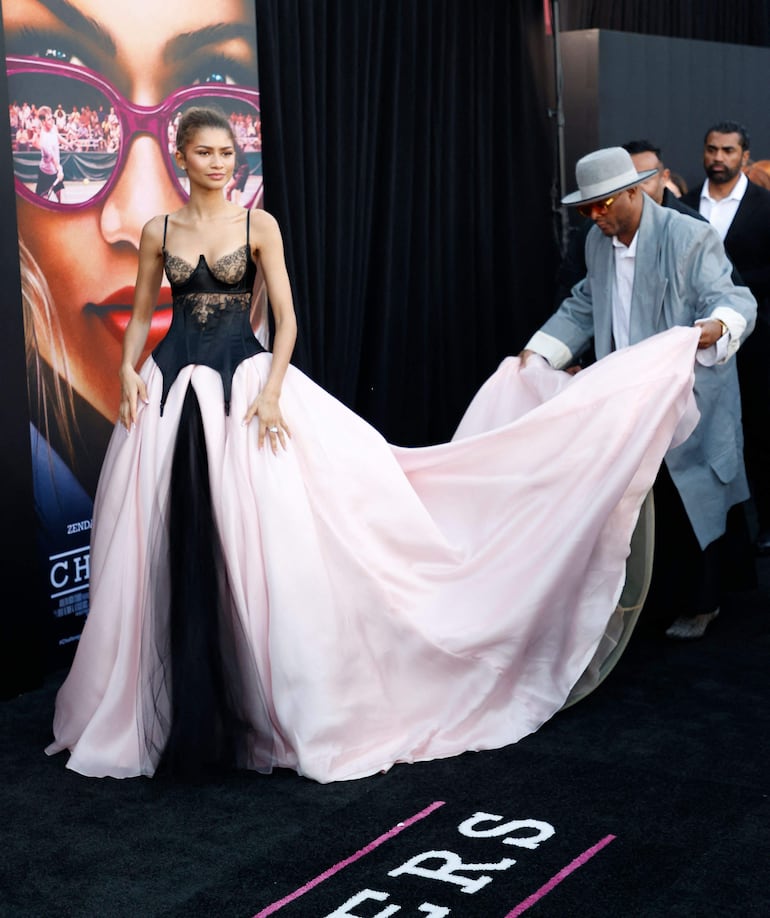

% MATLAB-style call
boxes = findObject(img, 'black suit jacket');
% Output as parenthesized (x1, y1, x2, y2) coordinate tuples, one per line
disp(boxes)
(662, 187, 705, 220)
(683, 179, 770, 316)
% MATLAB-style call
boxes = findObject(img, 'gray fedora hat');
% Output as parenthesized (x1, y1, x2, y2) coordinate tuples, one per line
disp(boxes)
(561, 146, 658, 206)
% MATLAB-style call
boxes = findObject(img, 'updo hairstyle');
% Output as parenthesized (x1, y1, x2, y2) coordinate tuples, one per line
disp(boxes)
(175, 106, 234, 153)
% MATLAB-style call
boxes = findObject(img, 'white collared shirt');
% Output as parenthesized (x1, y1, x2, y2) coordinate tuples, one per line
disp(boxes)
(611, 232, 638, 350)
(697, 171, 748, 240)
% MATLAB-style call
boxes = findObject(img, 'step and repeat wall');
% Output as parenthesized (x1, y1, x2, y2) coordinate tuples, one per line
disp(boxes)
(0, 0, 262, 688)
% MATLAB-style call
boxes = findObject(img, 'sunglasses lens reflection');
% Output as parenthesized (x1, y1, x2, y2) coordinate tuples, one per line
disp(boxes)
(577, 195, 616, 219)
(8, 73, 263, 210)
(9, 71, 118, 206)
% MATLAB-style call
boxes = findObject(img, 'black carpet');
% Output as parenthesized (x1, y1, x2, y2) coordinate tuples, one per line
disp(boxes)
(2, 558, 768, 918)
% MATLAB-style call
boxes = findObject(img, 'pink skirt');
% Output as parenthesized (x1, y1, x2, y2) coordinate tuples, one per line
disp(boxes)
(46, 326, 700, 783)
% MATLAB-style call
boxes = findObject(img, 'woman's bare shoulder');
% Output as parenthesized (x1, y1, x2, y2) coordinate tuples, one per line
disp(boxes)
(141, 213, 169, 237)
(139, 214, 169, 253)
(248, 207, 282, 240)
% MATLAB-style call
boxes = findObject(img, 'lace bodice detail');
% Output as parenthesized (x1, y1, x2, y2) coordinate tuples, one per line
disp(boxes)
(164, 246, 251, 287)
(151, 213, 266, 416)
(163, 247, 253, 326)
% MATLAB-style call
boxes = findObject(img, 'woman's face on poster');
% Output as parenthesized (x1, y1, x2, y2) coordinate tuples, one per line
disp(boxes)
(4, 0, 259, 420)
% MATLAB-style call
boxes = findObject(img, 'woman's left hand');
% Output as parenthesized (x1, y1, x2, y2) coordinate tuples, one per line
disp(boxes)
(243, 391, 291, 453)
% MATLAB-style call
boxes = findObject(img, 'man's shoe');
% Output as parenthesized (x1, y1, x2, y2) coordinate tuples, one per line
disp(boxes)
(665, 608, 720, 640)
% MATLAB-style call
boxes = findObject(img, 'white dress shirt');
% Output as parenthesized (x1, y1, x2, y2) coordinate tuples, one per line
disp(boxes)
(611, 233, 637, 350)
(697, 171, 748, 241)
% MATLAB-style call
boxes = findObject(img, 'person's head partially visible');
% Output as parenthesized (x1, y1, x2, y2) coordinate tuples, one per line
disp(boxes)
(562, 146, 657, 246)
(666, 172, 688, 198)
(745, 159, 770, 191)
(622, 140, 669, 205)
(3, 0, 261, 427)
(37, 103, 54, 131)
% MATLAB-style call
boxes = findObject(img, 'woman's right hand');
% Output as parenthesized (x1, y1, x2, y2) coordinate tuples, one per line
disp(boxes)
(118, 364, 148, 430)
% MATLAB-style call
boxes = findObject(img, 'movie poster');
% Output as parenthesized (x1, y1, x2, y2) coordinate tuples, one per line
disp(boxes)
(1, 0, 262, 667)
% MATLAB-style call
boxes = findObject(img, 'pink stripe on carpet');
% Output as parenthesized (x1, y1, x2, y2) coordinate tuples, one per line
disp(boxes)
(505, 834, 617, 917)
(252, 800, 446, 917)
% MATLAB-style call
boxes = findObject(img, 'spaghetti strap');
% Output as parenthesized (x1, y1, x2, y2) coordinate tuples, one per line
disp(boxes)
(162, 214, 169, 248)
(246, 209, 250, 247)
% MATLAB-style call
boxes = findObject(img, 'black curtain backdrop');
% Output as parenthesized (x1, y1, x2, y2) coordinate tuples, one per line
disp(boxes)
(560, 0, 770, 47)
(254, 0, 559, 446)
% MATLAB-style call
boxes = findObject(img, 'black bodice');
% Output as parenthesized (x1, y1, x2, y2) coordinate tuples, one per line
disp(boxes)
(152, 214, 266, 415)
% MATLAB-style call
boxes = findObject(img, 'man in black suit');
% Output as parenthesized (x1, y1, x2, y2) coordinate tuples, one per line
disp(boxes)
(683, 121, 770, 555)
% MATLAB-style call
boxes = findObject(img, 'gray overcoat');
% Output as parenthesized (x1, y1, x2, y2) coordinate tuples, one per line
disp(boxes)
(537, 195, 757, 548)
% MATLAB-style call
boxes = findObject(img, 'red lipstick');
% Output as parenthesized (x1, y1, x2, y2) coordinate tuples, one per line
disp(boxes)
(86, 286, 173, 349)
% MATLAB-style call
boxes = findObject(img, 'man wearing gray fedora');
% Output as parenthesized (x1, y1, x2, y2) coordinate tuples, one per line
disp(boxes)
(521, 146, 757, 639)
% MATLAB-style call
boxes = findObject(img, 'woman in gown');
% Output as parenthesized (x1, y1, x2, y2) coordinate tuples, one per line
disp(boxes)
(45, 106, 702, 784)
